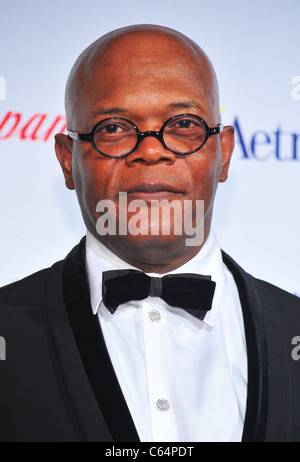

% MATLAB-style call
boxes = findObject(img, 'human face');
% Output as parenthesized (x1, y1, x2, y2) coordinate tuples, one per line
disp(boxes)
(55, 32, 234, 272)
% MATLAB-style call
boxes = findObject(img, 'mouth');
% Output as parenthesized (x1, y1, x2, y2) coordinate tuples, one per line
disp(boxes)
(125, 182, 185, 202)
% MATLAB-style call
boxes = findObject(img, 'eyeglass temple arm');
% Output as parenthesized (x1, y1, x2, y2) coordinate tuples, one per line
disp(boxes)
(208, 124, 223, 136)
(68, 131, 93, 142)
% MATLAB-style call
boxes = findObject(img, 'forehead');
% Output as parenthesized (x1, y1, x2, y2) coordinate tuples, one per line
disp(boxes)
(67, 31, 218, 128)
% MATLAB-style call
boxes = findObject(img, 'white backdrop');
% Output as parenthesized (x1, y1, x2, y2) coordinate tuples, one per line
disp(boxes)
(0, 0, 299, 296)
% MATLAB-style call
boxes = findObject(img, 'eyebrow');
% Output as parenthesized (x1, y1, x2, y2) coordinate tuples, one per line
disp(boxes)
(91, 107, 128, 118)
(167, 100, 207, 114)
(90, 101, 207, 123)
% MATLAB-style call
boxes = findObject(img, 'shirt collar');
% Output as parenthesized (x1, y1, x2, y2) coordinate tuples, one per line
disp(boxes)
(85, 230, 225, 327)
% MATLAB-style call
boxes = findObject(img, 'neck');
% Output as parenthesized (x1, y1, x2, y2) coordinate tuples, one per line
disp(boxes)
(87, 227, 211, 274)
(111, 244, 204, 274)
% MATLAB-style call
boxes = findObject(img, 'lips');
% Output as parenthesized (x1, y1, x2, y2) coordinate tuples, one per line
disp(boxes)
(125, 182, 185, 201)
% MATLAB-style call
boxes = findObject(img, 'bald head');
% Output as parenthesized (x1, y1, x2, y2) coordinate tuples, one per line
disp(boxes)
(65, 25, 220, 130)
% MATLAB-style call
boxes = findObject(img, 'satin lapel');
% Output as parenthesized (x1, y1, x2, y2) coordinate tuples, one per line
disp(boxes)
(222, 251, 269, 442)
(45, 257, 113, 442)
(61, 238, 140, 443)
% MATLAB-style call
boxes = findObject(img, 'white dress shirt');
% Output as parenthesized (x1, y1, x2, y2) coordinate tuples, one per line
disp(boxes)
(85, 230, 248, 442)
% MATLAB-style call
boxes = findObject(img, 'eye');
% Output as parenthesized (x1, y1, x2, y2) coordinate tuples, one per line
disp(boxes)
(167, 115, 204, 131)
(96, 120, 132, 136)
(100, 123, 124, 134)
(166, 116, 205, 135)
(94, 119, 136, 144)
(176, 119, 195, 129)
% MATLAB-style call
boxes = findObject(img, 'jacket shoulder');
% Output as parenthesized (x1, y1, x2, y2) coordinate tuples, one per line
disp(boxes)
(254, 277, 300, 306)
(222, 250, 300, 317)
(0, 269, 51, 306)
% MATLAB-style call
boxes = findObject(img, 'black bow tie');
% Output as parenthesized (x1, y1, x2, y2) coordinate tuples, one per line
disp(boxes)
(102, 269, 216, 320)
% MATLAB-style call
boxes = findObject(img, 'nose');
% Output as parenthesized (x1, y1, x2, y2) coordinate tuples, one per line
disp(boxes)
(125, 132, 176, 166)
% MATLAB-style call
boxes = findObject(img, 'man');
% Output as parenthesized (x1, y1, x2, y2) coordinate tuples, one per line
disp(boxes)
(0, 24, 300, 442)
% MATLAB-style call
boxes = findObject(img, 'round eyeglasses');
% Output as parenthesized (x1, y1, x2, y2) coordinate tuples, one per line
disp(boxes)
(68, 113, 223, 158)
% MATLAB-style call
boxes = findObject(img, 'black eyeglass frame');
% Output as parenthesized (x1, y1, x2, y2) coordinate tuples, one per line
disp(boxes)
(68, 113, 223, 158)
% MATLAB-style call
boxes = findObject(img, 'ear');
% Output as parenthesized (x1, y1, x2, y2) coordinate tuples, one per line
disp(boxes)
(55, 133, 75, 190)
(219, 125, 235, 183)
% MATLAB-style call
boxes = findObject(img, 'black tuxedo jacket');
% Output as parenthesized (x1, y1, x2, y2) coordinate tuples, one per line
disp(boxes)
(0, 238, 300, 442)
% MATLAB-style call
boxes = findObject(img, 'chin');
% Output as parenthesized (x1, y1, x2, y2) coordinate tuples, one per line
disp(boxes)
(113, 232, 189, 262)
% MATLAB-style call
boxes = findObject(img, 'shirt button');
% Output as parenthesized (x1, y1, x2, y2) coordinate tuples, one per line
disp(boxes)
(156, 398, 170, 412)
(148, 309, 161, 322)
